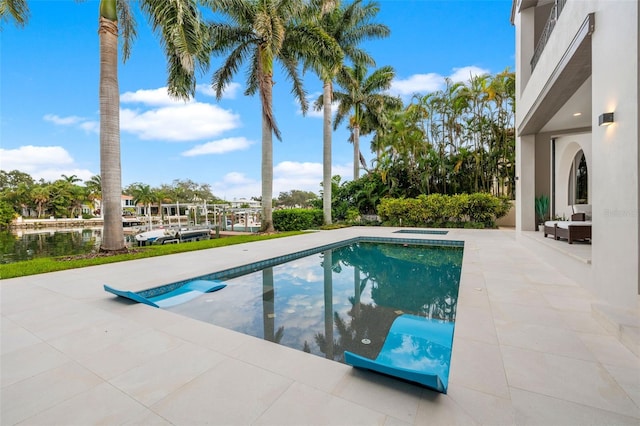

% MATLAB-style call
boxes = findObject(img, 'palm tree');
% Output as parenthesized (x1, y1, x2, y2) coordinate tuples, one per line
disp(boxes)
(207, 0, 341, 233)
(30, 185, 50, 219)
(61, 174, 82, 184)
(332, 63, 401, 180)
(129, 183, 156, 230)
(5, 0, 209, 251)
(98, 0, 209, 251)
(85, 175, 102, 215)
(308, 0, 389, 225)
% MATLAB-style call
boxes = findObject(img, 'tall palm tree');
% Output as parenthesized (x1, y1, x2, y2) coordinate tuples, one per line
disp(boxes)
(98, 0, 209, 251)
(207, 0, 340, 233)
(5, 0, 209, 251)
(332, 63, 401, 180)
(309, 0, 389, 225)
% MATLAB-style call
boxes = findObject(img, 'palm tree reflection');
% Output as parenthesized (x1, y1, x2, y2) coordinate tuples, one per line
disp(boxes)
(262, 267, 284, 343)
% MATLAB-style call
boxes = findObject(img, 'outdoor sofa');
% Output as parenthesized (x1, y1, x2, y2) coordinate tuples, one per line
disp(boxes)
(544, 205, 592, 244)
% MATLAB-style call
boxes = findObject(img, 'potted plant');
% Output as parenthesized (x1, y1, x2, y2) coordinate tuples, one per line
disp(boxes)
(535, 195, 549, 231)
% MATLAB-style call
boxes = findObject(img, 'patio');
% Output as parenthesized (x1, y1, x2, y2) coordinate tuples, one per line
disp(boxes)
(1, 227, 638, 425)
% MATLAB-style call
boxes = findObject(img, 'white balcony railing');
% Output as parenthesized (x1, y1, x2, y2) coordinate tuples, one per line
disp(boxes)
(530, 0, 567, 71)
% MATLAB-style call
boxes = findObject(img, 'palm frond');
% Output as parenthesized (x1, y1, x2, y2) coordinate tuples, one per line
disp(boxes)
(0, 0, 29, 28)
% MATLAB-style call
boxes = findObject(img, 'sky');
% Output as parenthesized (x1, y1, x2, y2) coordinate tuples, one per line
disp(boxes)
(1, 0, 515, 201)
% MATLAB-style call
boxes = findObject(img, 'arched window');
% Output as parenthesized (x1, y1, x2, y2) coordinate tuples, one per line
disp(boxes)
(568, 150, 588, 205)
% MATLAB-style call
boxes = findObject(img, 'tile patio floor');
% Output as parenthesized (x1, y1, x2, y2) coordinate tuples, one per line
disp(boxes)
(1, 227, 639, 425)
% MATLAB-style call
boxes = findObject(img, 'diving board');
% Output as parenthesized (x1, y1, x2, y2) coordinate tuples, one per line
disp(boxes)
(104, 279, 226, 308)
(344, 314, 454, 393)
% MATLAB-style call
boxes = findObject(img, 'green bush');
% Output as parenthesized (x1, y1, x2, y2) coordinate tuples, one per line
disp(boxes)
(0, 200, 17, 229)
(273, 208, 323, 231)
(377, 193, 507, 228)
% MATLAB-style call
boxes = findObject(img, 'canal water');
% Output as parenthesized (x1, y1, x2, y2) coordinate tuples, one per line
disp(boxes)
(0, 228, 135, 264)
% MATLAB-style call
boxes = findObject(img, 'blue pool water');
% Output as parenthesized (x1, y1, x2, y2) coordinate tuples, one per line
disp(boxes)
(166, 240, 463, 373)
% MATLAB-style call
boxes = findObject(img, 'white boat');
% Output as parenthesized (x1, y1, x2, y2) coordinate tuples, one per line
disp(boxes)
(135, 226, 212, 246)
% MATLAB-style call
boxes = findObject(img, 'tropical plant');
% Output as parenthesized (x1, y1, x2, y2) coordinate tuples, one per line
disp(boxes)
(30, 185, 50, 218)
(306, 0, 389, 225)
(128, 183, 156, 229)
(330, 63, 402, 180)
(535, 194, 549, 225)
(207, 0, 341, 233)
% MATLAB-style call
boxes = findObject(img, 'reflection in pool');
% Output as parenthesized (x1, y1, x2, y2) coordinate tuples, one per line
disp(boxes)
(167, 241, 463, 367)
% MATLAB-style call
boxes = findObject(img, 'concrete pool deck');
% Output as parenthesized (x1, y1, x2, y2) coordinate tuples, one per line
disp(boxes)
(2, 227, 639, 425)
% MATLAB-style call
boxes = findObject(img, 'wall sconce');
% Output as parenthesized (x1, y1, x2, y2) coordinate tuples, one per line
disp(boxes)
(598, 112, 614, 126)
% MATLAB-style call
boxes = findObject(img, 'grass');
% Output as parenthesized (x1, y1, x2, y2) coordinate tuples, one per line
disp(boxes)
(0, 231, 306, 279)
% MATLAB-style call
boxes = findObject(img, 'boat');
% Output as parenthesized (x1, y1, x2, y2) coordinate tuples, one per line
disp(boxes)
(135, 226, 213, 246)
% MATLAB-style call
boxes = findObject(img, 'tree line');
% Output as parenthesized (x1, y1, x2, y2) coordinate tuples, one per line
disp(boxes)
(0, 169, 322, 227)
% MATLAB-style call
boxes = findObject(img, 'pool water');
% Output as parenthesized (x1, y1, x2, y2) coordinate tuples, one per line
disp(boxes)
(167, 241, 463, 364)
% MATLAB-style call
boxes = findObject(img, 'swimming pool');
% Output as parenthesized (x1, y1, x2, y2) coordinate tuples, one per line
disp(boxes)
(165, 238, 463, 390)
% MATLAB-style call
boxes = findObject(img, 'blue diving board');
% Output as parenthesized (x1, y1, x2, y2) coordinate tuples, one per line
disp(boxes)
(104, 280, 226, 308)
(344, 314, 454, 393)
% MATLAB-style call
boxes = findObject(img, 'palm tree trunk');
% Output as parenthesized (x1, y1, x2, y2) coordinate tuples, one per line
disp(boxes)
(261, 92, 275, 233)
(353, 126, 360, 180)
(323, 250, 334, 359)
(322, 80, 332, 225)
(98, 6, 125, 252)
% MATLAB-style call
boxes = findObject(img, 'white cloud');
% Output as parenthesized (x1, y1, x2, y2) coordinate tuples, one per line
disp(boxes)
(43, 114, 86, 126)
(181, 137, 253, 157)
(390, 66, 492, 99)
(121, 87, 189, 106)
(197, 82, 242, 100)
(0, 146, 94, 182)
(449, 66, 490, 83)
(44, 114, 97, 133)
(120, 102, 240, 141)
(45, 87, 242, 141)
(211, 161, 353, 200)
(222, 172, 254, 185)
(390, 73, 444, 97)
(31, 168, 95, 183)
(211, 172, 261, 200)
(1, 145, 73, 169)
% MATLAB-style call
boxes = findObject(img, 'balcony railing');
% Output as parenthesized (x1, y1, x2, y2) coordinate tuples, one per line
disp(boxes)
(530, 0, 567, 71)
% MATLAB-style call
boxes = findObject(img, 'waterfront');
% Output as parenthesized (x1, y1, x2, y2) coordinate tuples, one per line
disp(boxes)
(0, 228, 136, 264)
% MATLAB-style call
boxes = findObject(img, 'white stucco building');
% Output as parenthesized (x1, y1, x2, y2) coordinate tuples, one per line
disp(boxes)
(511, 0, 638, 311)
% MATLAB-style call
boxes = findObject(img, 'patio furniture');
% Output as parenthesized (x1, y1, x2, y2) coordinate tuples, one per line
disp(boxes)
(544, 212, 591, 244)
(104, 279, 226, 308)
(344, 314, 454, 394)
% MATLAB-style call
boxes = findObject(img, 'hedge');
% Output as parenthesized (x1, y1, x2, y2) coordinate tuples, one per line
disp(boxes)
(377, 193, 510, 228)
(273, 208, 323, 231)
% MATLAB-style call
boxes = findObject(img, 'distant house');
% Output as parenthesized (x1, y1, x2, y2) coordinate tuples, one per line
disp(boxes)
(511, 0, 638, 310)
(228, 198, 261, 209)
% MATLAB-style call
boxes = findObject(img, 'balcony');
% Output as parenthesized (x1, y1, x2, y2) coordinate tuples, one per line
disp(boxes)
(530, 0, 567, 71)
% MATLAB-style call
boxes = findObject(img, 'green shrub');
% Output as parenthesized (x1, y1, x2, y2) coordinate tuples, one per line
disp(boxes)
(377, 193, 506, 228)
(273, 208, 323, 231)
(0, 200, 17, 229)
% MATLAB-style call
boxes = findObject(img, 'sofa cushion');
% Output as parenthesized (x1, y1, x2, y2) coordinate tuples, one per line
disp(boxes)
(572, 204, 592, 220)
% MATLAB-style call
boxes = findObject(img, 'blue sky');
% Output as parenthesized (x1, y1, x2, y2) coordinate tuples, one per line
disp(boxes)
(1, 0, 515, 201)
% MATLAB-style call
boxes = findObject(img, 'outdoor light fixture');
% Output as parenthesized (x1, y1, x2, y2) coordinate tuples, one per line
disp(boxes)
(598, 112, 614, 126)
